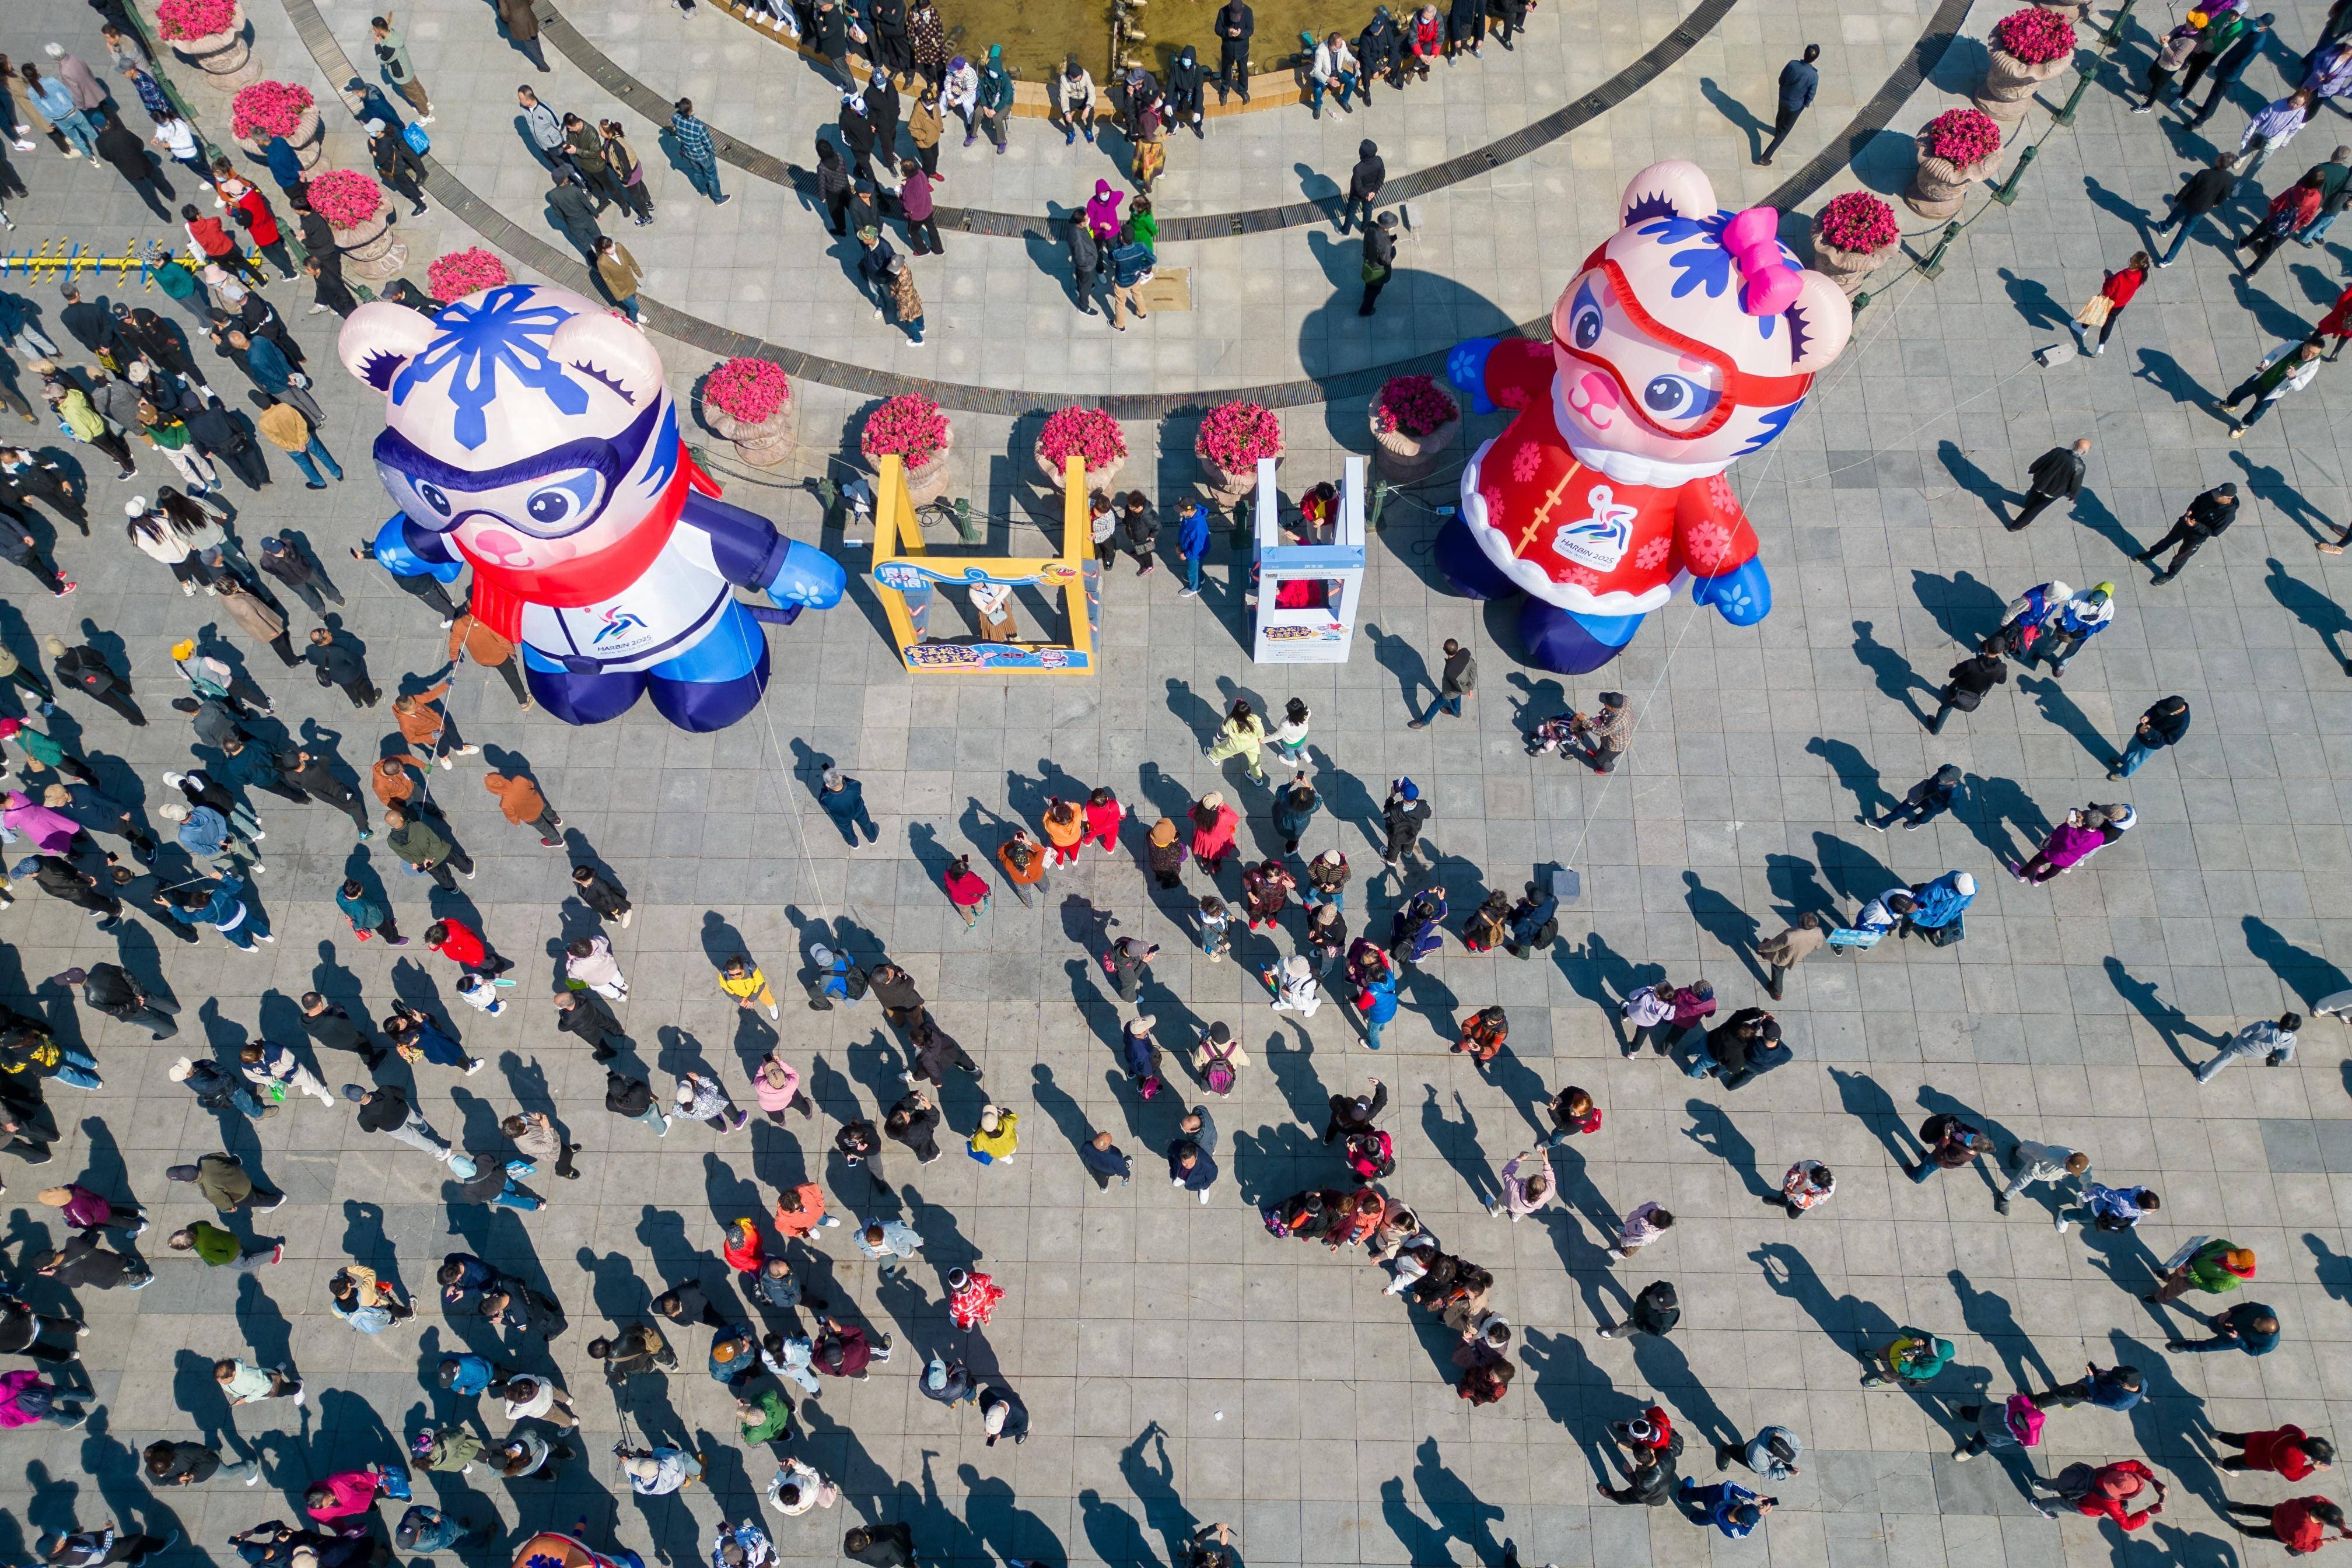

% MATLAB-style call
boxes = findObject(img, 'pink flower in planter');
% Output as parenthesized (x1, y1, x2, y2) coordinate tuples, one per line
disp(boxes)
(1373, 374, 1460, 438)
(1813, 191, 1899, 253)
(230, 81, 314, 141)
(1922, 108, 2003, 167)
(1195, 401, 1283, 470)
(707, 358, 791, 425)
(1993, 6, 2078, 64)
(861, 394, 950, 468)
(156, 0, 239, 41)
(425, 248, 511, 303)
(1037, 407, 1127, 470)
(305, 169, 385, 231)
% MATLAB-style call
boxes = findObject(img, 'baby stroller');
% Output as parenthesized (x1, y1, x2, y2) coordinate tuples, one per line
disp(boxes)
(1526, 713, 1577, 758)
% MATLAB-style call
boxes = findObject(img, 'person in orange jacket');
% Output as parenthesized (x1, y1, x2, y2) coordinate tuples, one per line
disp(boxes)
(484, 770, 563, 846)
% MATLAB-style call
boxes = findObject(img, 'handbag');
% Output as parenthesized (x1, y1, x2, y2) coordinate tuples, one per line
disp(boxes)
(2074, 294, 2113, 328)
(402, 122, 430, 156)
(1924, 912, 1966, 948)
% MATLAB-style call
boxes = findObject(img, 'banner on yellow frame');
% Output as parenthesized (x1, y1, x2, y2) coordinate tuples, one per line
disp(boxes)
(869, 454, 1098, 674)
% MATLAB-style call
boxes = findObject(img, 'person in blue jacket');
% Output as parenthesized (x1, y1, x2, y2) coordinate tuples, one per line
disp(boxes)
(170, 872, 272, 950)
(1679, 1478, 1774, 1538)
(1900, 871, 1976, 940)
(1176, 501, 1211, 598)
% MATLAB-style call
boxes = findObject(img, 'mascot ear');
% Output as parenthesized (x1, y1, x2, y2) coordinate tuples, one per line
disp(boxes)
(339, 300, 437, 393)
(547, 309, 667, 410)
(1619, 159, 1717, 226)
(1783, 270, 1854, 374)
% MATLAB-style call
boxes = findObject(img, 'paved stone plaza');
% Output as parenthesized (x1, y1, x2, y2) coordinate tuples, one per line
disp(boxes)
(1, 0, 2350, 1563)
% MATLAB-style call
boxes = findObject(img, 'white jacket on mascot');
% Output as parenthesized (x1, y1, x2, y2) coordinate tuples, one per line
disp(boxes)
(1437, 160, 1853, 673)
(338, 282, 845, 731)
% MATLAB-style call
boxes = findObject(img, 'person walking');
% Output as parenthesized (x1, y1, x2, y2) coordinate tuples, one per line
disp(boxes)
(2238, 88, 2316, 181)
(2213, 1426, 2336, 1478)
(1905, 1112, 1990, 1183)
(815, 765, 879, 844)
(2109, 695, 2189, 779)
(253, 394, 341, 491)
(2032, 586, 2115, 676)
(1168, 1133, 1218, 1201)
(2237, 169, 2326, 278)
(1205, 698, 1268, 783)
(1863, 764, 1961, 832)
(1715, 1425, 1803, 1481)
(1755, 912, 1823, 1000)
(2068, 256, 2148, 358)
(1104, 936, 1157, 1003)
(2147, 1237, 2258, 1305)
(668, 98, 729, 205)
(303, 627, 376, 708)
(2298, 145, 2352, 246)
(2188, 10, 2279, 128)
(1359, 212, 1399, 316)
(2219, 336, 2325, 436)
(2007, 439, 2088, 529)
(2133, 484, 2238, 583)
(393, 680, 478, 766)
(2166, 1300, 2281, 1355)
(2153, 150, 2239, 266)
(2194, 1012, 2300, 1082)
(1995, 1140, 2088, 1215)
(1407, 638, 1475, 727)
(484, 768, 564, 846)
(384, 804, 475, 890)
(2033, 1362, 2145, 1413)
(1756, 43, 1820, 165)
(1595, 1280, 1680, 1340)
(2055, 1180, 2160, 1235)
(1926, 638, 2007, 734)
(2220, 1497, 2352, 1551)
(1339, 139, 1383, 232)
(566, 934, 630, 1001)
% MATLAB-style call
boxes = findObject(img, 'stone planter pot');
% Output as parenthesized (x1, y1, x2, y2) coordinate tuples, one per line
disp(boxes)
(1905, 135, 1997, 220)
(1034, 442, 1124, 493)
(1974, 48, 2067, 121)
(1199, 452, 1277, 505)
(2030, 0, 2091, 19)
(875, 422, 955, 507)
(236, 105, 324, 168)
(1812, 239, 1896, 296)
(709, 400, 798, 468)
(1369, 409, 1459, 484)
(160, 2, 261, 92)
(332, 206, 407, 281)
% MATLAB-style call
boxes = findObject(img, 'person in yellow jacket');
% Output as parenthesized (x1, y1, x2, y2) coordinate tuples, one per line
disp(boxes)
(967, 1104, 1017, 1164)
(718, 954, 780, 1021)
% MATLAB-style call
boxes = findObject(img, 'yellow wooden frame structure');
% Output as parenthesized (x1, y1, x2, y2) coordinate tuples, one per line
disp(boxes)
(869, 453, 1099, 675)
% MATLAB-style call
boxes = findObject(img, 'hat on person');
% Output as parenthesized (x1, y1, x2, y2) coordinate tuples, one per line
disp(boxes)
(125, 497, 149, 517)
(1149, 818, 1177, 846)
(977, 1107, 1001, 1134)
(1125, 1014, 1153, 1037)
(922, 1356, 947, 1390)
(1952, 872, 1978, 897)
(127, 361, 149, 383)
(810, 944, 835, 968)
(1377, 211, 1398, 230)
(621, 1453, 660, 1483)
(341, 1083, 370, 1102)
(170, 639, 196, 660)
(157, 801, 190, 822)
(983, 1399, 1009, 1434)
(946, 1267, 970, 1290)
(1600, 691, 1626, 708)
(0, 719, 18, 739)
(167, 1058, 195, 1082)
(1206, 1021, 1231, 1043)
(2224, 1248, 2257, 1278)
(365, 118, 387, 135)
(1394, 777, 1419, 800)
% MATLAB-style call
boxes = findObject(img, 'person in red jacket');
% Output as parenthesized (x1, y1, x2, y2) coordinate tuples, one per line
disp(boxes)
(2222, 1495, 2351, 1552)
(1188, 790, 1240, 876)
(178, 204, 267, 286)
(2217, 1426, 2336, 1479)
(423, 918, 513, 979)
(720, 1217, 763, 1273)
(2041, 1459, 2164, 1528)
(1082, 786, 1124, 855)
(2318, 281, 2352, 360)
(942, 855, 991, 929)
(2239, 172, 2326, 277)
(2068, 253, 2149, 358)
(230, 186, 296, 279)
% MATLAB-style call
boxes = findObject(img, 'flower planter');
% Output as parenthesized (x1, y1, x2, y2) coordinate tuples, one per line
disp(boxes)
(1034, 441, 1122, 492)
(236, 105, 323, 168)
(1974, 48, 2068, 121)
(1813, 240, 1896, 296)
(158, 1, 260, 92)
(1199, 453, 1276, 504)
(1370, 407, 1458, 484)
(710, 401, 800, 468)
(902, 424, 955, 506)
(334, 207, 408, 282)
(1906, 130, 1999, 220)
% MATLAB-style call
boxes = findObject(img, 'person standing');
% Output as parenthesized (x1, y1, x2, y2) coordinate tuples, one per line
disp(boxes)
(1407, 638, 1474, 727)
(2133, 483, 2238, 582)
(1213, 0, 1255, 104)
(1381, 777, 1432, 869)
(1334, 140, 1385, 237)
(2007, 438, 2088, 530)
(2219, 336, 2325, 436)
(816, 765, 878, 844)
(1755, 913, 1822, 1001)
(1066, 217, 1102, 317)
(2236, 170, 2325, 274)
(1755, 43, 1820, 166)
(593, 237, 643, 323)
(303, 627, 376, 707)
(1595, 1280, 1680, 1340)
(1994, 1140, 2088, 1215)
(1359, 212, 1398, 316)
(92, 111, 172, 220)
(1905, 1112, 1990, 1183)
(2166, 1300, 2280, 1356)
(669, 98, 729, 205)
(2298, 145, 2352, 245)
(369, 13, 433, 121)
(1926, 638, 2007, 734)
(484, 768, 564, 846)
(2109, 695, 2189, 779)
(254, 396, 341, 490)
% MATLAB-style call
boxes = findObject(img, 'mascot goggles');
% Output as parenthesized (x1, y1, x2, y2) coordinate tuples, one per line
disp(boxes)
(1560, 250, 1812, 441)
(372, 398, 664, 541)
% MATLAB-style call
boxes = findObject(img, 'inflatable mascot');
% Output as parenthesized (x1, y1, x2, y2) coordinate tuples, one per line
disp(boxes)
(1437, 160, 1853, 673)
(337, 284, 845, 731)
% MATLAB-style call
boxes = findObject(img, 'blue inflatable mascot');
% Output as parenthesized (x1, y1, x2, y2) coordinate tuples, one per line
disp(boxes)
(337, 283, 845, 731)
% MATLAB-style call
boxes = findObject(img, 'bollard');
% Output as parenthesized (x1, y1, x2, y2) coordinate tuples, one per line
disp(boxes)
(2049, 54, 2102, 127)
(1916, 221, 1963, 280)
(1228, 494, 1252, 548)
(1850, 288, 1873, 318)
(952, 497, 981, 544)
(1991, 143, 2039, 205)
(1368, 478, 1394, 532)
(2101, 0, 2137, 48)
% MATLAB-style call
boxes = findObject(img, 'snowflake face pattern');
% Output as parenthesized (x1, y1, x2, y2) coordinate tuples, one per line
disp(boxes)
(393, 284, 593, 452)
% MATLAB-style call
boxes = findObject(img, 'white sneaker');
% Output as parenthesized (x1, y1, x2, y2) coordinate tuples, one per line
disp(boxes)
(437, 755, 453, 769)
(2054, 1217, 2072, 1234)
(290, 1383, 305, 1407)
(1199, 1188, 1210, 1203)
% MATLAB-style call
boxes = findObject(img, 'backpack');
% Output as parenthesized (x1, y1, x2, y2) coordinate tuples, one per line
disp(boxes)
(2004, 1395, 2045, 1447)
(840, 964, 869, 1000)
(1202, 1038, 1239, 1096)
(1137, 1072, 1164, 1101)
(1347, 1131, 1394, 1180)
